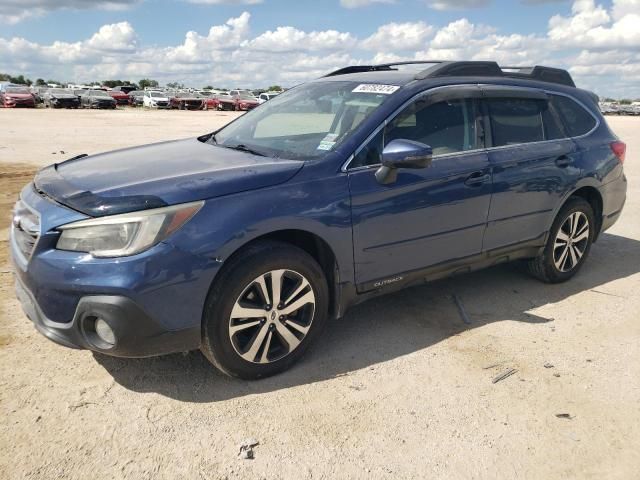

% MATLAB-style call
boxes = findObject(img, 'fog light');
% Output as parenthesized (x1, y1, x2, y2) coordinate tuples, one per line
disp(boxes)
(94, 318, 116, 345)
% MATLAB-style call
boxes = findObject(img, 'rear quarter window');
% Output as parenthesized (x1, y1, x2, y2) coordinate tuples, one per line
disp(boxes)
(550, 95, 597, 137)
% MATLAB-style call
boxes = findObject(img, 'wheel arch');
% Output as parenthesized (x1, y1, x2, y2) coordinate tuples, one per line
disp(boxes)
(215, 229, 341, 319)
(565, 186, 604, 241)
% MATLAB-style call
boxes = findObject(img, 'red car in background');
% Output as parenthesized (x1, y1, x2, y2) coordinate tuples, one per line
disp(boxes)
(201, 94, 220, 110)
(170, 92, 205, 110)
(1, 86, 36, 108)
(108, 90, 130, 106)
(216, 93, 259, 111)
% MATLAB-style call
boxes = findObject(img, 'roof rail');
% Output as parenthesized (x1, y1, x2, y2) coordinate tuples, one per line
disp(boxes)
(323, 61, 444, 77)
(324, 60, 576, 88)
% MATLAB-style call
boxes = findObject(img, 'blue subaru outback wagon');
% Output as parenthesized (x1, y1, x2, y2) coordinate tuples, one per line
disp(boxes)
(11, 61, 627, 378)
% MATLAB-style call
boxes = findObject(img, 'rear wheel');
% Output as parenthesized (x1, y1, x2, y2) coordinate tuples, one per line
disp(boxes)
(201, 241, 329, 379)
(526, 197, 595, 283)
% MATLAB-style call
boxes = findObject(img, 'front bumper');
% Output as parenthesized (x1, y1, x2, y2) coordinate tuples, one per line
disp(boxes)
(10, 184, 217, 358)
(14, 275, 199, 357)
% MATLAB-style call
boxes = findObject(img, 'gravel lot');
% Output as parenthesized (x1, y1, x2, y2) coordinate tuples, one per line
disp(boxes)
(0, 109, 638, 480)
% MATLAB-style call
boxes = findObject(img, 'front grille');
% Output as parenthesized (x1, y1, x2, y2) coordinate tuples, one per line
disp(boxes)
(12, 199, 40, 261)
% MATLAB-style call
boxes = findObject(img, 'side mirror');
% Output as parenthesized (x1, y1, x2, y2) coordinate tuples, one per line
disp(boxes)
(375, 139, 433, 185)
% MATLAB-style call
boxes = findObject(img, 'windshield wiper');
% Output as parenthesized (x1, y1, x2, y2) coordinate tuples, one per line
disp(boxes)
(223, 144, 267, 157)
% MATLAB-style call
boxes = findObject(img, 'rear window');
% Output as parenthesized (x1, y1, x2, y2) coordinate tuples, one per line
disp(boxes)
(488, 98, 544, 147)
(550, 95, 597, 137)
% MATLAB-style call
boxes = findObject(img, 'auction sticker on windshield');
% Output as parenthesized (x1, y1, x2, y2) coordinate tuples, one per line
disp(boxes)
(352, 84, 400, 95)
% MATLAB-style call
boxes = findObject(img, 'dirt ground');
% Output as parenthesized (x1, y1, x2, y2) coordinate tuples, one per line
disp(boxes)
(0, 109, 638, 480)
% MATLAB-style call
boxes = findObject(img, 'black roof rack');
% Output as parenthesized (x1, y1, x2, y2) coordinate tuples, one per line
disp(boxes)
(323, 61, 576, 88)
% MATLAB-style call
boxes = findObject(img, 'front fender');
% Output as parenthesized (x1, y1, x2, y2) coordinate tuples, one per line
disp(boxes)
(166, 173, 354, 287)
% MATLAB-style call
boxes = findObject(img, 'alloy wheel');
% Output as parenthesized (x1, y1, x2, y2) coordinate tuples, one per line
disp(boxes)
(228, 269, 316, 364)
(553, 211, 590, 272)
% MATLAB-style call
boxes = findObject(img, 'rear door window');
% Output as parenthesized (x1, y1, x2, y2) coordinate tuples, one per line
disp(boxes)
(487, 98, 544, 146)
(550, 95, 597, 137)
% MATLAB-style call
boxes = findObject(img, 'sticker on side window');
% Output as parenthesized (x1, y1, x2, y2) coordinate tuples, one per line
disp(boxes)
(352, 84, 400, 95)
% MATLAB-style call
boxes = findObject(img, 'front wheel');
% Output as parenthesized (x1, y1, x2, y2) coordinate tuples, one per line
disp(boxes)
(201, 241, 329, 379)
(526, 197, 595, 283)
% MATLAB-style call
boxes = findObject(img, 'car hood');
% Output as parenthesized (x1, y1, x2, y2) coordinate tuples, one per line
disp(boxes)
(51, 94, 77, 99)
(34, 138, 304, 217)
(5, 93, 32, 99)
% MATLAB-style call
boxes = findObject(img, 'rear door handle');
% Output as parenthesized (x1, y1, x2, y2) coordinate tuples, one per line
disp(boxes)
(464, 171, 491, 187)
(555, 155, 572, 168)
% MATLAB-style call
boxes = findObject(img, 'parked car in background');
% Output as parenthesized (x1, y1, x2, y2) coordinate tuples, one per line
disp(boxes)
(200, 93, 221, 110)
(31, 86, 48, 105)
(0, 86, 36, 108)
(258, 92, 281, 104)
(128, 90, 145, 107)
(143, 91, 170, 109)
(232, 93, 259, 111)
(81, 90, 117, 109)
(170, 92, 204, 110)
(619, 104, 640, 116)
(112, 85, 137, 95)
(229, 89, 253, 97)
(43, 88, 80, 109)
(108, 90, 130, 106)
(218, 92, 259, 111)
(73, 90, 86, 103)
(213, 93, 236, 111)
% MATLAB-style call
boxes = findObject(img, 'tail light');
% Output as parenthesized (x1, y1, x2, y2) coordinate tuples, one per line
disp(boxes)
(610, 141, 626, 164)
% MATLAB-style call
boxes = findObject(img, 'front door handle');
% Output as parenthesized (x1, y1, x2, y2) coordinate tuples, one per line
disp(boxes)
(555, 155, 572, 168)
(464, 171, 491, 187)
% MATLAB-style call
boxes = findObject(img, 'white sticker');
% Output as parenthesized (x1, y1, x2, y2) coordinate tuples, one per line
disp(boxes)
(321, 133, 339, 142)
(352, 84, 400, 95)
(317, 141, 336, 151)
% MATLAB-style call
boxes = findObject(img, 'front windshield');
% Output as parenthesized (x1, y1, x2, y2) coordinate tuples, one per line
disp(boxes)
(6, 87, 30, 94)
(50, 89, 67, 94)
(150, 92, 164, 98)
(238, 94, 255, 100)
(214, 81, 396, 160)
(92, 90, 111, 97)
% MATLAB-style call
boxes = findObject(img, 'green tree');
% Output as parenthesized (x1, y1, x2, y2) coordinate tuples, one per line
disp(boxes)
(35, 78, 47, 86)
(139, 78, 159, 89)
(267, 85, 283, 92)
(619, 99, 632, 105)
(10, 74, 32, 85)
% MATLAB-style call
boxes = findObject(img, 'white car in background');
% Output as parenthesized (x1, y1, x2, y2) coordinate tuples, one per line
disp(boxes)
(143, 91, 170, 109)
(258, 92, 281, 104)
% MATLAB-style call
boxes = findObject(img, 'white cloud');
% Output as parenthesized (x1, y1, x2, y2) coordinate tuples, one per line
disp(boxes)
(245, 27, 357, 52)
(340, 0, 395, 8)
(426, 0, 491, 10)
(361, 21, 434, 51)
(185, 0, 263, 4)
(0, 0, 140, 24)
(548, 0, 640, 49)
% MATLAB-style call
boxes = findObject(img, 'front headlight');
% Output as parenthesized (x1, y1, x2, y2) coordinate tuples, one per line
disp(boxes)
(56, 201, 203, 257)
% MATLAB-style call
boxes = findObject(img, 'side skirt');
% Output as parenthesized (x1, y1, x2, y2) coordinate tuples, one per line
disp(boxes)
(335, 235, 545, 317)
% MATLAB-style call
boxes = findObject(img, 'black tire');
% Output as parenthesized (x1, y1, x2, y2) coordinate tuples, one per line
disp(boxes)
(526, 196, 595, 283)
(201, 240, 329, 379)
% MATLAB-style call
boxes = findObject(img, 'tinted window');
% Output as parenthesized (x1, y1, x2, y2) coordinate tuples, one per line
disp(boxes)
(351, 98, 477, 168)
(550, 95, 597, 137)
(488, 98, 544, 146)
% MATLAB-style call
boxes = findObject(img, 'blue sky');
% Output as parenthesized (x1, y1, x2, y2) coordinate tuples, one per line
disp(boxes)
(1, 0, 638, 97)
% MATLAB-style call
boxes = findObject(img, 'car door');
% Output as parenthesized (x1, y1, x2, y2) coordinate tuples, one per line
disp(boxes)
(481, 87, 579, 251)
(348, 86, 493, 292)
